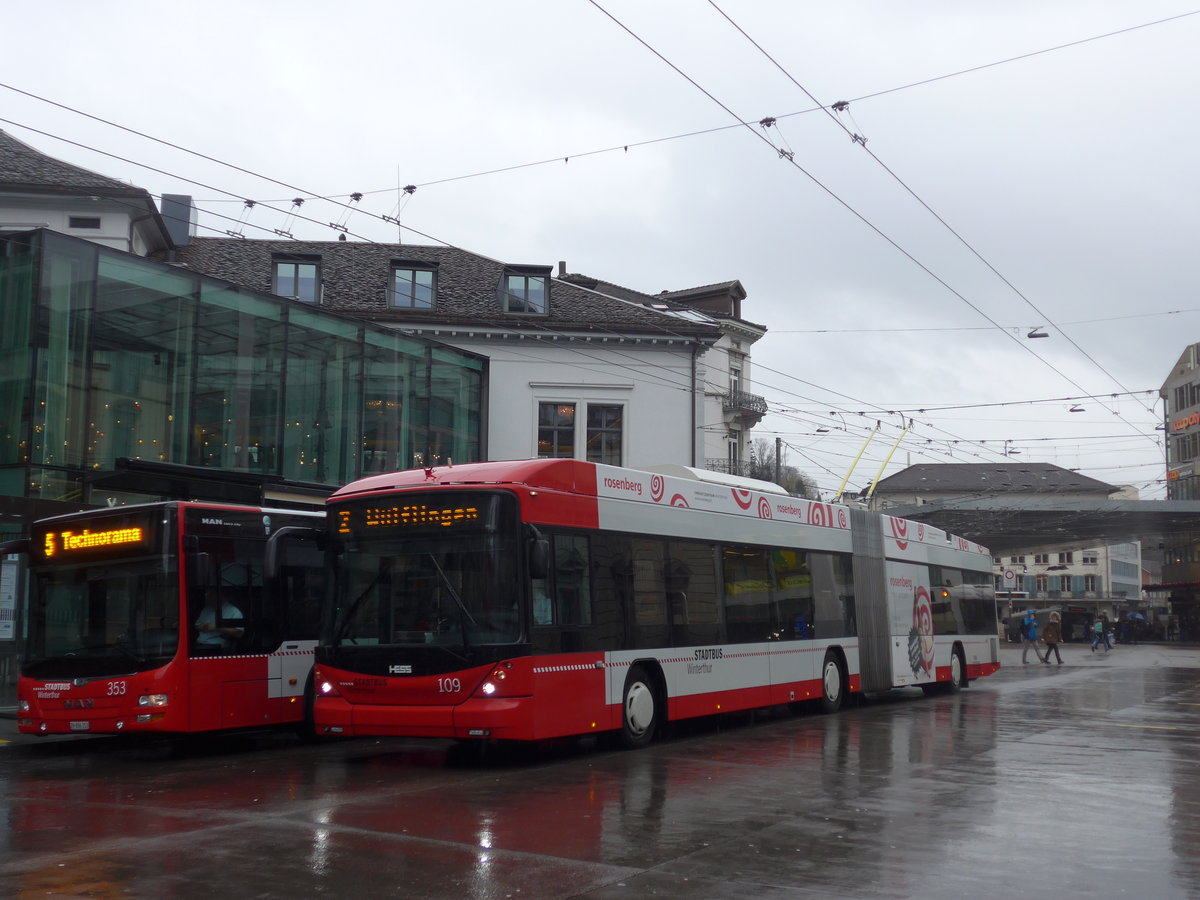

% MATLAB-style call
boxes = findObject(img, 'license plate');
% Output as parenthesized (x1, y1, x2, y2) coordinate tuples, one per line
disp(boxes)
(68, 721, 91, 732)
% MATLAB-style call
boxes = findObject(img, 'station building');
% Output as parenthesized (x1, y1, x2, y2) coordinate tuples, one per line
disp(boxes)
(0, 226, 486, 700)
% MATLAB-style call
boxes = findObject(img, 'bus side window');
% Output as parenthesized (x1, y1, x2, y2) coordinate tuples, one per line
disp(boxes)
(770, 549, 814, 640)
(553, 536, 591, 626)
(810, 552, 856, 637)
(631, 539, 670, 649)
(722, 546, 773, 643)
(667, 541, 721, 646)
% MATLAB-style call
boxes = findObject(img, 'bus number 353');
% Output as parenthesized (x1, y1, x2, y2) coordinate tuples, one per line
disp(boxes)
(437, 678, 462, 694)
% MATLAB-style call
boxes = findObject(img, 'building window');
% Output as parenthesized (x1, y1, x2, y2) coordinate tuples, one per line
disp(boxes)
(1084, 574, 1098, 592)
(728, 427, 742, 473)
(1034, 553, 1049, 565)
(1035, 574, 1048, 592)
(1082, 551, 1098, 565)
(68, 216, 101, 229)
(537, 403, 575, 458)
(500, 270, 548, 314)
(390, 264, 436, 309)
(1009, 555, 1025, 564)
(1058, 551, 1073, 564)
(537, 402, 624, 464)
(586, 405, 623, 465)
(273, 257, 320, 303)
(993, 556, 1002, 565)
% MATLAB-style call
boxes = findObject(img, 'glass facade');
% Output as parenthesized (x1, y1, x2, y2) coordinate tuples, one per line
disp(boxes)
(0, 230, 487, 705)
(0, 230, 485, 503)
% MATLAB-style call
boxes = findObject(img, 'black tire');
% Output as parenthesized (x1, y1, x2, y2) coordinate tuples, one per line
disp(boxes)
(922, 647, 967, 696)
(295, 673, 322, 743)
(947, 646, 967, 692)
(818, 651, 845, 714)
(620, 665, 659, 749)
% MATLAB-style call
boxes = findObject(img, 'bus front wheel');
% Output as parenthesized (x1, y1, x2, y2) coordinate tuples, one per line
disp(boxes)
(620, 665, 659, 749)
(819, 651, 845, 714)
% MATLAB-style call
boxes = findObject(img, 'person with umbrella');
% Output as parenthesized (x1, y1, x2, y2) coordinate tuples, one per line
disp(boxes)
(1042, 611, 1064, 665)
(1021, 608, 1044, 664)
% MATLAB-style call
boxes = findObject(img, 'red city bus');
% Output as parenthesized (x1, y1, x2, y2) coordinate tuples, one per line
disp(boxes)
(301, 459, 1000, 747)
(11, 502, 325, 736)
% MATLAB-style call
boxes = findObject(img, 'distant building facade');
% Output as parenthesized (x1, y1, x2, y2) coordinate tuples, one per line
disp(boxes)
(1158, 343, 1200, 637)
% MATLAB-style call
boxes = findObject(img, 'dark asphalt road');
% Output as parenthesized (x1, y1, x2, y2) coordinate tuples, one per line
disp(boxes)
(2, 642, 1198, 899)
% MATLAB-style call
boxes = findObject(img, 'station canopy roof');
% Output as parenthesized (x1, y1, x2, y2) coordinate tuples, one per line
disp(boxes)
(886, 497, 1200, 553)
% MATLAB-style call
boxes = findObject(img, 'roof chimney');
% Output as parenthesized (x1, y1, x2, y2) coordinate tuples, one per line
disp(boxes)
(558, 260, 567, 277)
(160, 194, 197, 246)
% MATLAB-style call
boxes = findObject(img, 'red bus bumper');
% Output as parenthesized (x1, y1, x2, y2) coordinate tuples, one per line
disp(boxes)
(315, 694, 539, 741)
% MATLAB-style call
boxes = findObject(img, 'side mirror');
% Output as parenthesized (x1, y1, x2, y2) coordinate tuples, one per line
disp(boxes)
(528, 538, 549, 580)
(188, 552, 212, 589)
(0, 538, 30, 557)
(264, 526, 325, 580)
(524, 524, 549, 579)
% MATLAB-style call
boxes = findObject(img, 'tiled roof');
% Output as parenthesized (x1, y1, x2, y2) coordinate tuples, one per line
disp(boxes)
(173, 238, 726, 339)
(874, 463, 1116, 495)
(0, 129, 149, 196)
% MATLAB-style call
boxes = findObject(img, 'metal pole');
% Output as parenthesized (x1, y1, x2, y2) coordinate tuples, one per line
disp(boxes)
(834, 423, 879, 500)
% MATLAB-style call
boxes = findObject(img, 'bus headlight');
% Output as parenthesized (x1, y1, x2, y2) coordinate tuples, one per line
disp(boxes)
(137, 694, 169, 707)
(18, 700, 29, 713)
(476, 664, 513, 698)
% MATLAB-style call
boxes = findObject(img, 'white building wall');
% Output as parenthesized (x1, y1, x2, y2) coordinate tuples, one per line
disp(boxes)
(441, 337, 699, 469)
(0, 194, 160, 255)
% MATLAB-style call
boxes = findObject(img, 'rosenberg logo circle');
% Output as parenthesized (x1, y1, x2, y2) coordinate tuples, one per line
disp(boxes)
(650, 474, 665, 502)
(757, 496, 773, 519)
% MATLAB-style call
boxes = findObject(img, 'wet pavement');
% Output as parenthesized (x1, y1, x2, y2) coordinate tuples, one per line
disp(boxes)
(2, 641, 1199, 899)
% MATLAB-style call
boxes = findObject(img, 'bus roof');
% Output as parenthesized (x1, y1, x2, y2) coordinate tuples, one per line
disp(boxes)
(330, 459, 603, 500)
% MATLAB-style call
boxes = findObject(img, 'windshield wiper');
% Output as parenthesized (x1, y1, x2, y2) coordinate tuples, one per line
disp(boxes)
(112, 641, 146, 665)
(427, 554, 475, 651)
(335, 564, 392, 645)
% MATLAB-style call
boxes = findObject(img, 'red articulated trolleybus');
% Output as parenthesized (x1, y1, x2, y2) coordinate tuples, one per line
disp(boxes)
(300, 459, 1000, 748)
(11, 502, 325, 736)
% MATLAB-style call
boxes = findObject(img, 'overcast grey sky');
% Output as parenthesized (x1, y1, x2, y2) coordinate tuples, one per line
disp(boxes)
(4, 1, 1197, 498)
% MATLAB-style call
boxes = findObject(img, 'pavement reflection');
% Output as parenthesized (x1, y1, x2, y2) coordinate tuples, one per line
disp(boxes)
(1, 643, 1199, 898)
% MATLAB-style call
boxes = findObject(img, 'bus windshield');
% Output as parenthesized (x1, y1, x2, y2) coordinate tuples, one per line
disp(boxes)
(25, 555, 179, 679)
(328, 492, 522, 649)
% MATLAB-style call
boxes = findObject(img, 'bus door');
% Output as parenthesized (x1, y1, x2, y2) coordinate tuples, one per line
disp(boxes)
(184, 540, 274, 730)
(265, 538, 324, 705)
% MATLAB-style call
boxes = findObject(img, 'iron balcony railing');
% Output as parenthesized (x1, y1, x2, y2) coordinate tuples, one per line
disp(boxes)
(720, 390, 768, 416)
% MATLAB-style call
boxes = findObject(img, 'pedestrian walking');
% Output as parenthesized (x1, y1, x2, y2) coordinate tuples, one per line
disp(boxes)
(1021, 608, 1044, 664)
(1042, 611, 1064, 665)
(1091, 617, 1112, 653)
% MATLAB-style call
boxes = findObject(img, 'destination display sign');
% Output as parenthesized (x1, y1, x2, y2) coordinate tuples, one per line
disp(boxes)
(334, 492, 504, 539)
(34, 511, 159, 562)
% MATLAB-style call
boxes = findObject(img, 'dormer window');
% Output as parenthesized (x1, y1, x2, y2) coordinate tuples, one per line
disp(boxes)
(272, 254, 321, 303)
(500, 266, 550, 314)
(390, 261, 437, 309)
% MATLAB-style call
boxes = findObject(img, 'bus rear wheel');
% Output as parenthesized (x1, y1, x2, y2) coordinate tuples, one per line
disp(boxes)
(819, 651, 845, 714)
(947, 647, 966, 692)
(620, 665, 659, 749)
